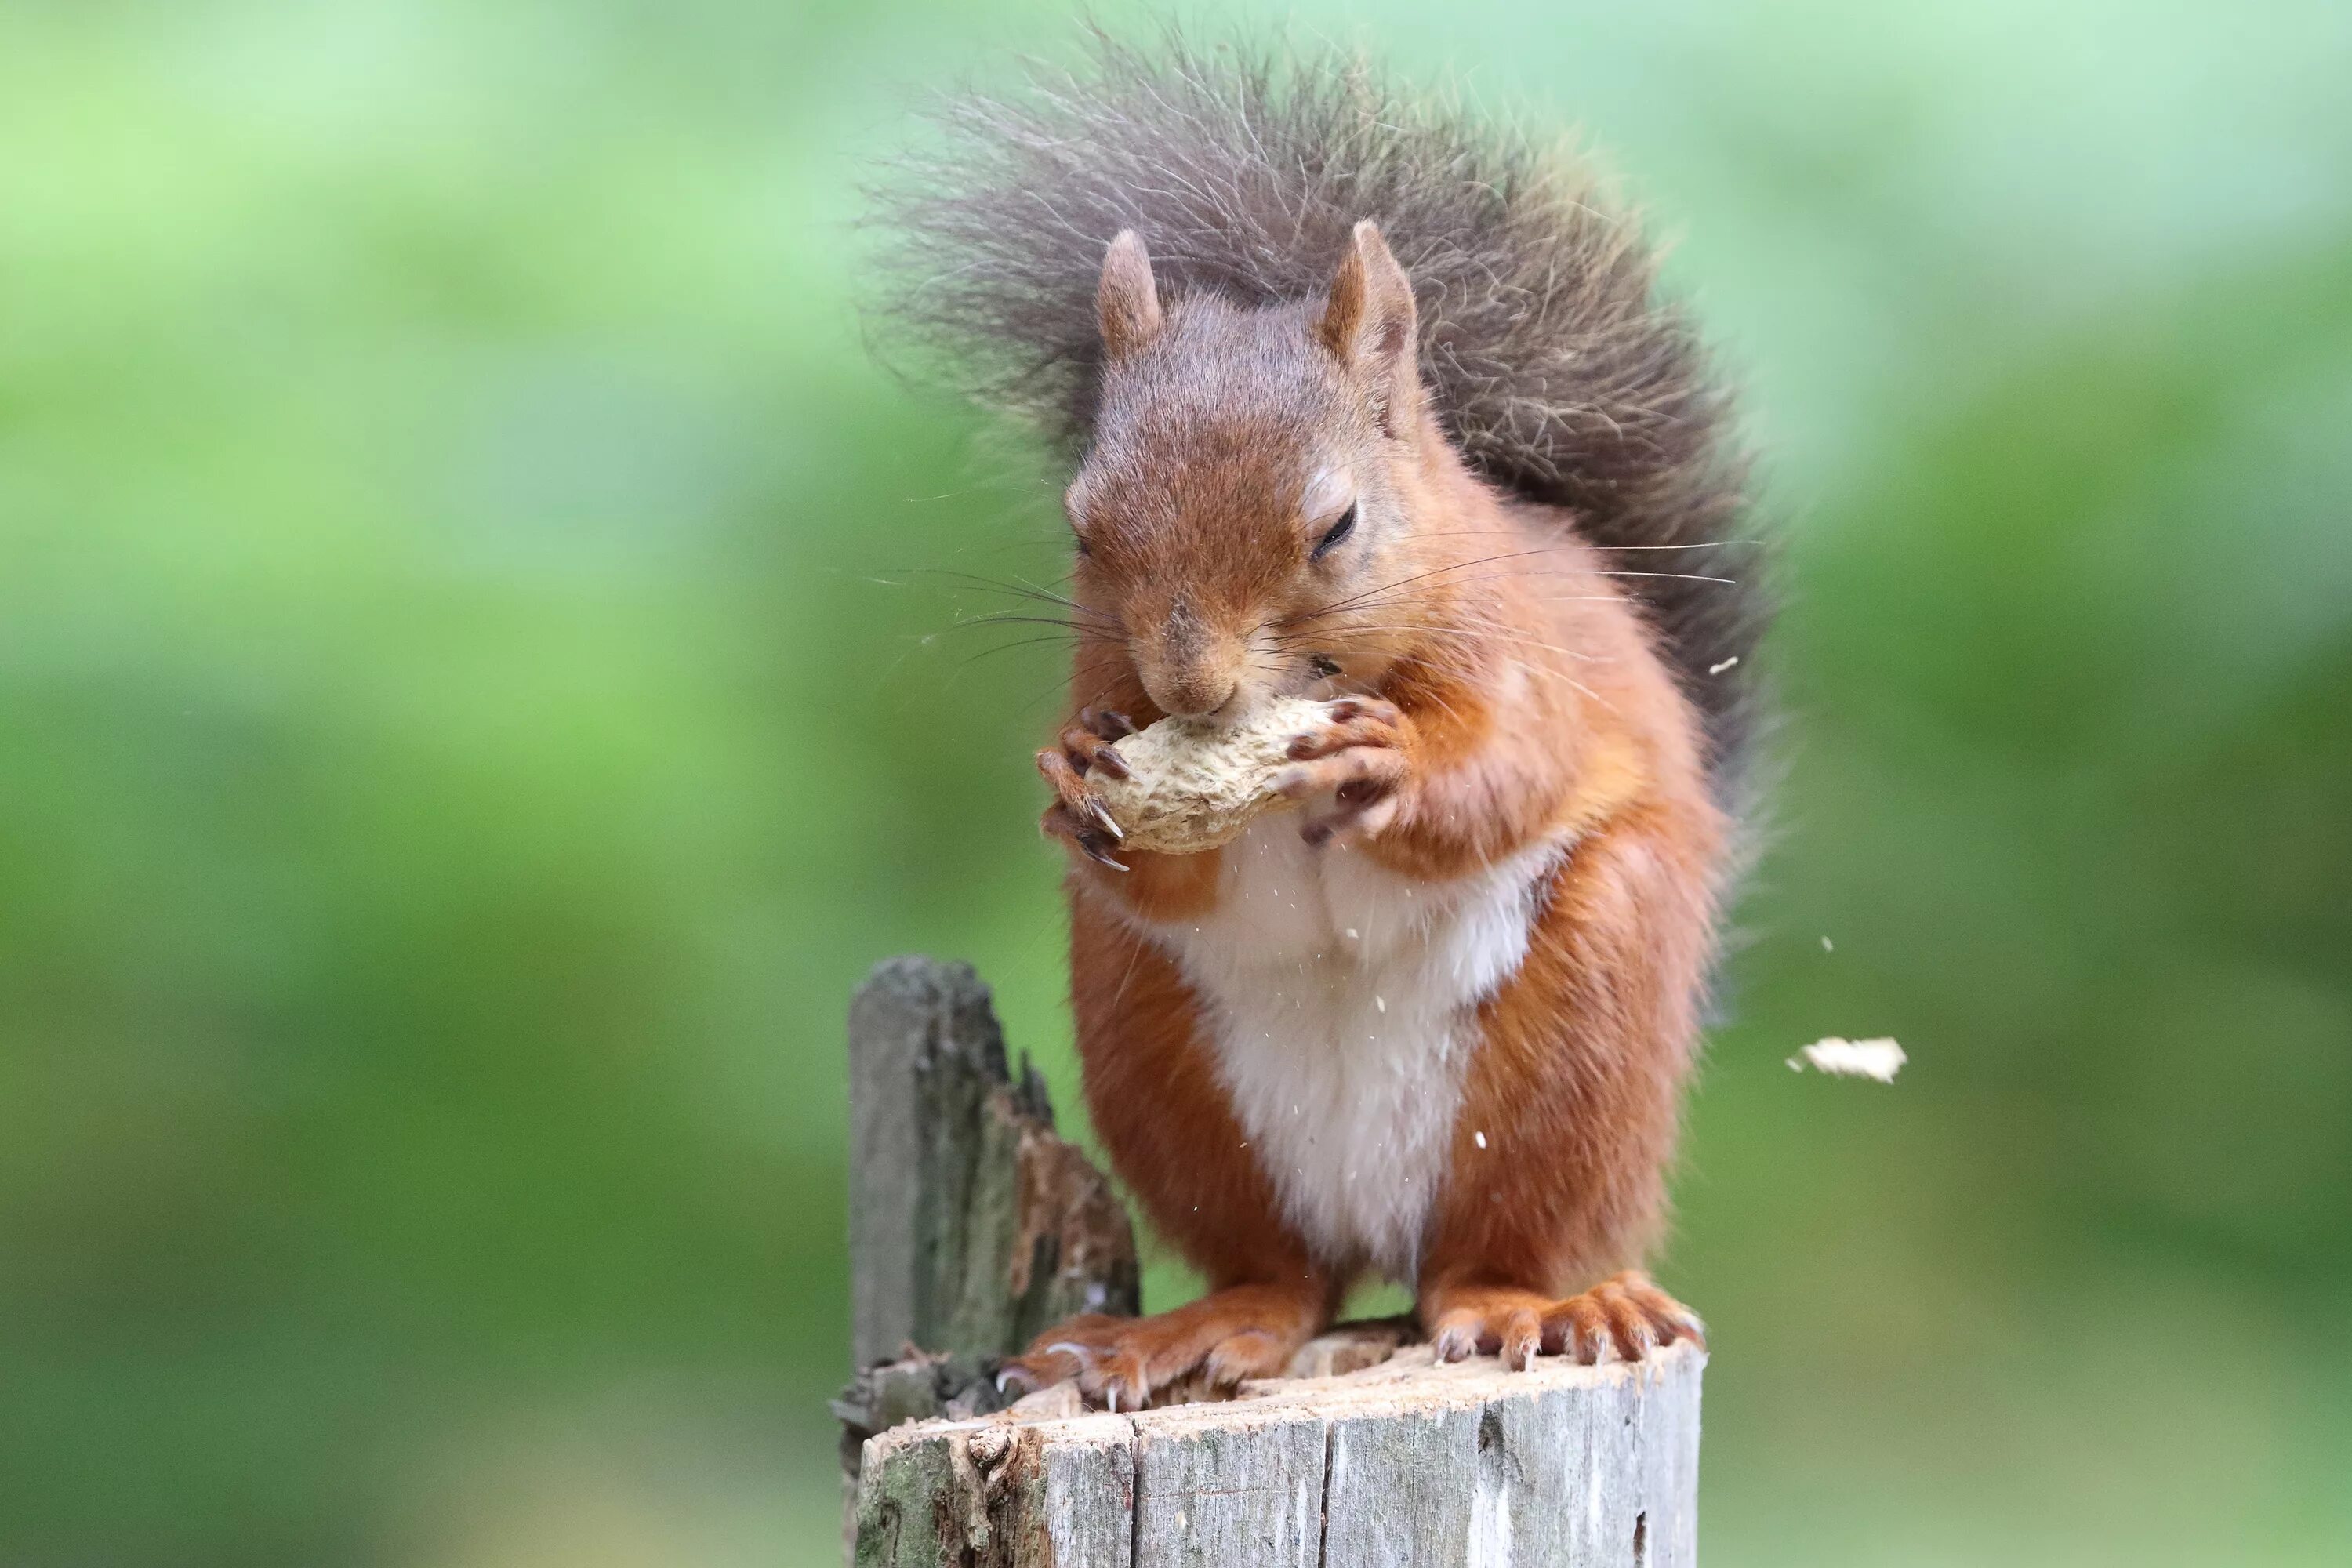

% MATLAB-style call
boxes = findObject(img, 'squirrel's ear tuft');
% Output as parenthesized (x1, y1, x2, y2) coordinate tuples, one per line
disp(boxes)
(1318, 220, 1420, 434)
(1098, 230, 1165, 362)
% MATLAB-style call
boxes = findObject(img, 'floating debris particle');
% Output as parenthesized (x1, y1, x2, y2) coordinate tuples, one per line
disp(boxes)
(1788, 1036, 1905, 1083)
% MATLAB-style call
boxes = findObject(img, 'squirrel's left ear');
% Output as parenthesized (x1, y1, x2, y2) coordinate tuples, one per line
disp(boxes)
(1318, 220, 1420, 435)
(1098, 230, 1165, 363)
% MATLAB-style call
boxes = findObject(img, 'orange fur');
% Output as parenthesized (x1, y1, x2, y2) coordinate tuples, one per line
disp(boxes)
(1011, 227, 1727, 1405)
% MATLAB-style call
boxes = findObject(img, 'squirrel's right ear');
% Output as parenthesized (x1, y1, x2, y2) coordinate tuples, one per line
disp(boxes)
(1097, 230, 1164, 363)
(1319, 221, 1420, 436)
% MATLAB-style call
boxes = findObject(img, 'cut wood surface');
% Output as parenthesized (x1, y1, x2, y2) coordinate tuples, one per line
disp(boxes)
(854, 1341, 1704, 1567)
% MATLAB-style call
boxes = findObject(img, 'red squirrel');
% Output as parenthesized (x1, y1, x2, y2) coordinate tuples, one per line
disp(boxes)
(873, 31, 1767, 1409)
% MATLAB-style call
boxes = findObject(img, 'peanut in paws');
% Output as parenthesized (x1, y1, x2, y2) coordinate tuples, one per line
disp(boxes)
(1086, 695, 1334, 854)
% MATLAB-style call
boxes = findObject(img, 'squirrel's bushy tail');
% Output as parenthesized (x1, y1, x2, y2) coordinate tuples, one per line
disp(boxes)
(868, 25, 1769, 805)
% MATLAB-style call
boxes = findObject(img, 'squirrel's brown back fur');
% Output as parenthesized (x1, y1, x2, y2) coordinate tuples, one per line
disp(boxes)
(867, 23, 1769, 802)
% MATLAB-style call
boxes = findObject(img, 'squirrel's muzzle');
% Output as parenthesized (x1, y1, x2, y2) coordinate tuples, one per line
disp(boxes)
(1134, 600, 1243, 720)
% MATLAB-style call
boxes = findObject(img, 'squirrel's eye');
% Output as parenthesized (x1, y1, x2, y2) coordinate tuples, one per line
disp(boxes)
(1312, 503, 1357, 561)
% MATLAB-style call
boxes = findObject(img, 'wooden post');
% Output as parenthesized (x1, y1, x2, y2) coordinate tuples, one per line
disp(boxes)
(846, 956, 1139, 1371)
(838, 958, 1142, 1552)
(839, 957, 1707, 1566)
(855, 1345, 1703, 1567)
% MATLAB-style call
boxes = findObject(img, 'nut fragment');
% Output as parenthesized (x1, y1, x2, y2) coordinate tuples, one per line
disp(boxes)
(1090, 696, 1328, 854)
(1786, 1036, 1906, 1082)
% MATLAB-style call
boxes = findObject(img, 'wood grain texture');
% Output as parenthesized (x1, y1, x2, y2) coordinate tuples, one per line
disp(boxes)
(853, 1343, 1704, 1567)
(1132, 1401, 1327, 1567)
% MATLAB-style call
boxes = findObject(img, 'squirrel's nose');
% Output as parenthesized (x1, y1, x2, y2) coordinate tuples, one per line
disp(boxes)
(1138, 603, 1241, 718)
(1145, 672, 1239, 721)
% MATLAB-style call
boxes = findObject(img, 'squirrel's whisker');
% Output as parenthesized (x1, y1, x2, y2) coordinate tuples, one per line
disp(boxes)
(916, 567, 1125, 625)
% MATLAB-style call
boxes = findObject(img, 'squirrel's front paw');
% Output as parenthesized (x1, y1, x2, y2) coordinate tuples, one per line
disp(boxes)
(1274, 697, 1414, 847)
(1037, 706, 1138, 870)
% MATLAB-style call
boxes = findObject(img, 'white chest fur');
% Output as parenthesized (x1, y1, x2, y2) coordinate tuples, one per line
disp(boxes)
(1131, 819, 1565, 1279)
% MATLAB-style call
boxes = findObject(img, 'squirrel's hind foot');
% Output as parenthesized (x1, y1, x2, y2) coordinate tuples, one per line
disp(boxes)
(1000, 1281, 1326, 1412)
(1425, 1271, 1704, 1371)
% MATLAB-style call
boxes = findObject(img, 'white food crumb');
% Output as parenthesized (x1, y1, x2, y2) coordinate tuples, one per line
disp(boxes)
(1788, 1036, 1906, 1083)
(1474, 1131, 1488, 1149)
(1374, 996, 1385, 1012)
(1821, 935, 1835, 952)
(1709, 655, 1740, 675)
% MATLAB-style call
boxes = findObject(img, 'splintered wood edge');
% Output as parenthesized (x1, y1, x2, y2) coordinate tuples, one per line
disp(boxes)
(853, 1341, 1705, 1566)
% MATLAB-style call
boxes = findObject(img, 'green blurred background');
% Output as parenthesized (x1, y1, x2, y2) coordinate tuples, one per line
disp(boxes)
(4, 0, 2348, 1563)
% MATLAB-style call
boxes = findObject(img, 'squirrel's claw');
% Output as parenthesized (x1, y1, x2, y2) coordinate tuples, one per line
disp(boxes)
(1043, 802, 1130, 871)
(1083, 796, 1126, 840)
(1040, 719, 1133, 870)
(1076, 831, 1131, 872)
(1079, 706, 1138, 741)
(1058, 720, 1131, 779)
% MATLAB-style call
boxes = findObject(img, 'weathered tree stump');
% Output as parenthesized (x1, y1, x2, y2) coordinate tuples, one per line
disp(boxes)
(844, 956, 1138, 1373)
(837, 958, 1141, 1549)
(837, 957, 1706, 1566)
(855, 1341, 1703, 1567)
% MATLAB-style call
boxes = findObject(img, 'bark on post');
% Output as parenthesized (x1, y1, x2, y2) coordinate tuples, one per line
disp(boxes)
(848, 956, 1140, 1370)
(838, 958, 1142, 1548)
(837, 956, 1707, 1566)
